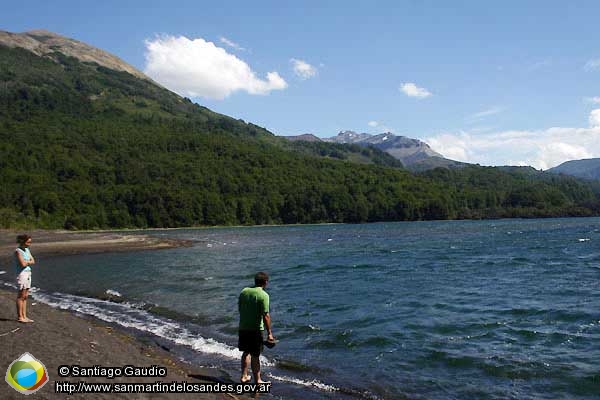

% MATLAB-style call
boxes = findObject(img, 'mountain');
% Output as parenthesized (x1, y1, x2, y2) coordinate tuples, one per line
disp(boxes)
(548, 158, 600, 181)
(326, 131, 372, 143)
(0, 29, 149, 81)
(283, 134, 322, 142)
(1, 29, 599, 229)
(323, 131, 466, 170)
(278, 134, 404, 168)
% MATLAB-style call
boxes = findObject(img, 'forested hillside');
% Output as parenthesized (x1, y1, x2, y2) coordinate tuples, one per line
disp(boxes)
(1, 45, 599, 229)
(549, 158, 600, 181)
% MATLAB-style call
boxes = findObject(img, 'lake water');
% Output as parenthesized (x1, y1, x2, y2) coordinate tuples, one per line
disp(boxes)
(2, 218, 600, 399)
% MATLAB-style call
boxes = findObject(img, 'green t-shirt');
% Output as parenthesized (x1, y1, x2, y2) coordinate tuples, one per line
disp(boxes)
(238, 286, 270, 331)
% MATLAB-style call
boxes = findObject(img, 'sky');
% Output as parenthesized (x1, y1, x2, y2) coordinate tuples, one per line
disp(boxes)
(2, 0, 600, 169)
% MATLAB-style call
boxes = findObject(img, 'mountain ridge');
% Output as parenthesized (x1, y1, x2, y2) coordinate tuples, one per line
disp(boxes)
(0, 29, 150, 81)
(287, 130, 466, 170)
(325, 130, 444, 165)
(548, 158, 600, 180)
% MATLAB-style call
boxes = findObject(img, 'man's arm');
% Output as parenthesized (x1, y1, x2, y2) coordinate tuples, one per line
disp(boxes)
(263, 313, 273, 340)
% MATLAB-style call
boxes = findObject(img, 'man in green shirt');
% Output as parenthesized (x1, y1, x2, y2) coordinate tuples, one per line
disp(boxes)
(238, 271, 274, 384)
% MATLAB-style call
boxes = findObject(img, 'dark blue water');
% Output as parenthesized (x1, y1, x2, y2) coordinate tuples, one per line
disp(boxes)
(3, 218, 600, 399)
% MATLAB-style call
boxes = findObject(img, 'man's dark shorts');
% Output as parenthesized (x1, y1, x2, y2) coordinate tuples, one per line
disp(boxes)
(238, 330, 264, 356)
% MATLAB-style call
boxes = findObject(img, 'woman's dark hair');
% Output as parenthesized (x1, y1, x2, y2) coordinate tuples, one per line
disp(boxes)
(16, 234, 31, 245)
(254, 272, 269, 286)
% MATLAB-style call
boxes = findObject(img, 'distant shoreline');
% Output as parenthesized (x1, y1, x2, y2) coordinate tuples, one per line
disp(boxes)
(2, 216, 598, 257)
(4, 215, 599, 240)
(0, 225, 347, 260)
(0, 229, 194, 262)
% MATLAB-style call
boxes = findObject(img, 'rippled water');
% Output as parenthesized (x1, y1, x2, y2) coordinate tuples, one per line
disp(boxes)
(4, 218, 600, 399)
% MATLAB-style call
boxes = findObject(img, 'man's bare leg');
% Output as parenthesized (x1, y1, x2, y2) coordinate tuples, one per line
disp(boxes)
(251, 355, 269, 384)
(241, 352, 252, 382)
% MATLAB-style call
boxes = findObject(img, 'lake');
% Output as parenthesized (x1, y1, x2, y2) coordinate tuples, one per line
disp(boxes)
(3, 218, 599, 399)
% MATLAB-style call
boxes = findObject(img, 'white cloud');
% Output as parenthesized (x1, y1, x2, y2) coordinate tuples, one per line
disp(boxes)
(424, 112, 600, 170)
(219, 36, 245, 51)
(144, 35, 287, 100)
(584, 58, 600, 71)
(290, 58, 317, 80)
(590, 109, 600, 127)
(466, 106, 504, 122)
(586, 96, 600, 104)
(400, 82, 432, 99)
(368, 121, 379, 127)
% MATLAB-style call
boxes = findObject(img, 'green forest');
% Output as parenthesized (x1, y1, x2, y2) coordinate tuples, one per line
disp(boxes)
(1, 45, 600, 230)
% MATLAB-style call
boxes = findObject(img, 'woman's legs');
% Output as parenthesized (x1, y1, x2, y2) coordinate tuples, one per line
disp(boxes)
(16, 289, 33, 322)
(16, 270, 33, 322)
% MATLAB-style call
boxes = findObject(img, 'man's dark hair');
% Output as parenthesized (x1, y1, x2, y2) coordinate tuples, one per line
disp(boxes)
(254, 272, 269, 287)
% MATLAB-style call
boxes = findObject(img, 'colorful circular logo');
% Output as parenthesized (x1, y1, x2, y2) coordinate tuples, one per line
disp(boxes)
(5, 353, 49, 395)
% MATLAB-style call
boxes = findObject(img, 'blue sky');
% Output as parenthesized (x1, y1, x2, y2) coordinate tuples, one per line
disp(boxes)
(2, 0, 600, 169)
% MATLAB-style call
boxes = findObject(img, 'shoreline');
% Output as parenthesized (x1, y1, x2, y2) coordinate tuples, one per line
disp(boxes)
(0, 228, 356, 400)
(1, 288, 240, 400)
(1, 229, 318, 400)
(0, 230, 253, 400)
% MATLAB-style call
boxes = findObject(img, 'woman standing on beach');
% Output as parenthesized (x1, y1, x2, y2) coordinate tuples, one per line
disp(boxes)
(15, 234, 35, 323)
